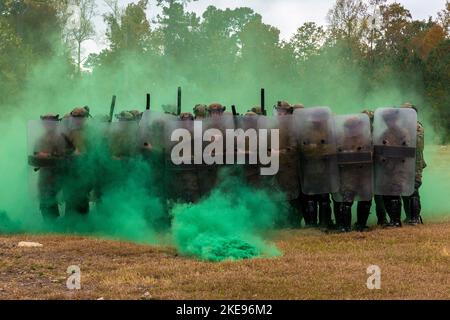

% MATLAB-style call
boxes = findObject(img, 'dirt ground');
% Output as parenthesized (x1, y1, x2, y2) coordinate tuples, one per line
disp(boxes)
(1, 218, 449, 300)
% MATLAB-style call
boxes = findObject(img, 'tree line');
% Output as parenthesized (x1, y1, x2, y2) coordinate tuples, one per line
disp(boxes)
(0, 0, 449, 142)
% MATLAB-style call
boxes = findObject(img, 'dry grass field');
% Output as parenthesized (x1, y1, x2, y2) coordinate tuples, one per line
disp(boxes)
(0, 146, 448, 300)
(0, 219, 449, 300)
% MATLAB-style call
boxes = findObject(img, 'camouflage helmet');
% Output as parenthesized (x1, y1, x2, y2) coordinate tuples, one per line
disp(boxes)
(129, 109, 143, 120)
(208, 103, 226, 113)
(115, 111, 134, 121)
(70, 106, 90, 118)
(361, 109, 374, 120)
(193, 104, 207, 117)
(180, 112, 194, 121)
(248, 106, 262, 115)
(275, 100, 293, 114)
(40, 113, 60, 121)
(401, 102, 418, 113)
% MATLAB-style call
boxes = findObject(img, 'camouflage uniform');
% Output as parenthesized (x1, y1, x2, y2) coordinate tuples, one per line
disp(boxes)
(63, 106, 92, 217)
(31, 114, 67, 220)
(401, 103, 426, 224)
(356, 109, 387, 226)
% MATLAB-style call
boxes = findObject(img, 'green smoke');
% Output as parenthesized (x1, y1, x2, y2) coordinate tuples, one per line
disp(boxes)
(171, 169, 283, 261)
(0, 1, 449, 262)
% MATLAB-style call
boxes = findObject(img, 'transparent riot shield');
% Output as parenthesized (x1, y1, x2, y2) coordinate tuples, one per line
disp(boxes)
(138, 110, 177, 156)
(294, 107, 339, 195)
(373, 107, 417, 196)
(27, 120, 68, 169)
(109, 121, 140, 159)
(202, 113, 235, 165)
(165, 118, 200, 203)
(27, 120, 68, 211)
(257, 114, 300, 200)
(333, 114, 373, 202)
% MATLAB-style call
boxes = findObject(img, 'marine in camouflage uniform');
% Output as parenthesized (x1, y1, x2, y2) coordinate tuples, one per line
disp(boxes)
(166, 112, 201, 203)
(63, 106, 92, 217)
(31, 114, 68, 221)
(356, 109, 387, 227)
(401, 103, 426, 225)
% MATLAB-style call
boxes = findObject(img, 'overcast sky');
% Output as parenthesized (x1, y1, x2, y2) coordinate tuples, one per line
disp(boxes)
(84, 0, 446, 56)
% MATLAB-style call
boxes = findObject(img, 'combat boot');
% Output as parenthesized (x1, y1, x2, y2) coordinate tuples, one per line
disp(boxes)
(387, 198, 402, 228)
(319, 199, 332, 229)
(407, 196, 422, 225)
(355, 201, 370, 232)
(303, 200, 318, 228)
(342, 203, 353, 232)
(374, 195, 387, 226)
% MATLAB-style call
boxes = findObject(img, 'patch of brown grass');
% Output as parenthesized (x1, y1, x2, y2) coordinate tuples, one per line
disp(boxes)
(0, 220, 449, 300)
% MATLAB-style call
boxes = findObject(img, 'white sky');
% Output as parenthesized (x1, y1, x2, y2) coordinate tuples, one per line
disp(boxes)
(83, 0, 446, 57)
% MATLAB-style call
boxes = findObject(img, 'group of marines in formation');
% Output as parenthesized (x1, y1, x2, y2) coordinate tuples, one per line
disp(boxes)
(28, 90, 426, 233)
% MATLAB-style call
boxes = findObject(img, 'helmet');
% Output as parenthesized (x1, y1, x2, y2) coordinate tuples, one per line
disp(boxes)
(40, 113, 60, 121)
(401, 102, 418, 113)
(248, 106, 262, 115)
(244, 111, 257, 117)
(115, 111, 134, 121)
(129, 110, 143, 120)
(361, 109, 374, 120)
(70, 106, 90, 118)
(180, 112, 194, 121)
(275, 101, 293, 114)
(208, 103, 226, 113)
(193, 104, 207, 118)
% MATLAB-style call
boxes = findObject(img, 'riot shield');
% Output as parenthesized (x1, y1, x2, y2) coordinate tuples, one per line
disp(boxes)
(27, 120, 68, 168)
(164, 118, 200, 203)
(109, 121, 139, 159)
(202, 113, 235, 165)
(294, 107, 339, 195)
(138, 110, 177, 156)
(373, 107, 417, 196)
(333, 114, 373, 202)
(258, 114, 300, 200)
(27, 120, 68, 215)
(235, 114, 261, 186)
